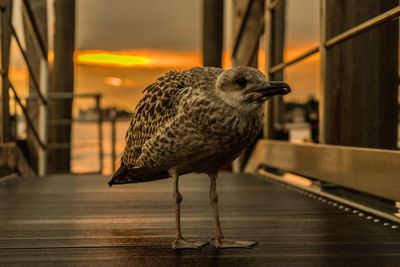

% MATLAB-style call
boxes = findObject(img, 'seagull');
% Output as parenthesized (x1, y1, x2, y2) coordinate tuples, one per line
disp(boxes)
(109, 66, 291, 249)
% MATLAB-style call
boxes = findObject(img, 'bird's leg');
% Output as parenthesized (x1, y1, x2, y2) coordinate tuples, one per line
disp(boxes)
(171, 170, 207, 250)
(209, 173, 223, 241)
(209, 173, 257, 249)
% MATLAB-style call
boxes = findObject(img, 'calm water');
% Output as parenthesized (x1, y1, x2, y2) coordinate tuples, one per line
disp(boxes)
(18, 120, 400, 175)
(70, 121, 400, 174)
(72, 120, 130, 175)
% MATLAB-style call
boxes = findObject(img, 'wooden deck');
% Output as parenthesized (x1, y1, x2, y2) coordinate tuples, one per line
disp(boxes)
(0, 173, 399, 266)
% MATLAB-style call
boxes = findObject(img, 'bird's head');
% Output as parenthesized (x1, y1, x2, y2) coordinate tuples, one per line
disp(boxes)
(215, 67, 291, 112)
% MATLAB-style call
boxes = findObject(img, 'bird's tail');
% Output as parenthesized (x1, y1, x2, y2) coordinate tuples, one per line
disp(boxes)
(108, 163, 170, 187)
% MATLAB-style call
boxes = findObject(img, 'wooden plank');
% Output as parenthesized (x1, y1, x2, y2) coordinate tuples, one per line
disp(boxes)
(245, 139, 400, 201)
(202, 0, 223, 67)
(0, 173, 399, 265)
(322, 0, 399, 149)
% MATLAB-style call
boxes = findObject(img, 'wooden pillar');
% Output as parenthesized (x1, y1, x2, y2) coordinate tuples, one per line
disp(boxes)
(47, 0, 75, 173)
(202, 0, 223, 67)
(264, 0, 285, 139)
(322, 0, 398, 149)
(0, 0, 12, 143)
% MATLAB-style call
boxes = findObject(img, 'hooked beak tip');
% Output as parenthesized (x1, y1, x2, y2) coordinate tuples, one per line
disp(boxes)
(254, 81, 291, 97)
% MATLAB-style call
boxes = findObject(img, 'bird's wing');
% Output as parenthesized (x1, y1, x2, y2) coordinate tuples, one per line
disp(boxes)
(122, 71, 192, 166)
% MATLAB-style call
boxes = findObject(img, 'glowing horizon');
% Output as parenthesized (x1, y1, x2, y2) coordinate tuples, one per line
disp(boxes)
(75, 49, 202, 69)
(75, 45, 320, 71)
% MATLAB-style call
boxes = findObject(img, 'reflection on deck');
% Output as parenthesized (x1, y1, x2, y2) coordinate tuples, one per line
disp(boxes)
(0, 173, 399, 266)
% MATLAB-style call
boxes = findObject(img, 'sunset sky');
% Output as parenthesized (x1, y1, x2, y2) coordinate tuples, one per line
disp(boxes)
(72, 0, 322, 112)
(6, 0, 321, 114)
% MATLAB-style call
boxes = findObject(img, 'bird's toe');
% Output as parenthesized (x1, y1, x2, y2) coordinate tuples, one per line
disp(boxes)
(172, 238, 208, 250)
(212, 238, 257, 249)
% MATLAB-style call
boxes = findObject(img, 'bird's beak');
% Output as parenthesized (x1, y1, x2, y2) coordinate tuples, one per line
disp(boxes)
(246, 81, 291, 102)
(255, 81, 291, 97)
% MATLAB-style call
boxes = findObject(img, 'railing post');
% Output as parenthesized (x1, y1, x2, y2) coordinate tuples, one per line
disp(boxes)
(319, 0, 327, 144)
(95, 95, 103, 174)
(110, 109, 117, 173)
(202, 0, 223, 67)
(264, 0, 285, 139)
(0, 0, 12, 143)
(263, 0, 273, 138)
(38, 58, 48, 176)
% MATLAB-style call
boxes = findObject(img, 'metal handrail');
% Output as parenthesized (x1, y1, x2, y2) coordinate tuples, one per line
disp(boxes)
(9, 81, 46, 149)
(48, 142, 100, 149)
(25, 93, 104, 174)
(1, 0, 49, 175)
(269, 46, 319, 74)
(268, 5, 400, 74)
(21, 0, 48, 60)
(28, 92, 101, 100)
(325, 6, 400, 48)
(9, 26, 48, 105)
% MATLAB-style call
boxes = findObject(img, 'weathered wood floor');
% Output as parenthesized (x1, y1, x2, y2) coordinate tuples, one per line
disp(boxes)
(0, 173, 399, 266)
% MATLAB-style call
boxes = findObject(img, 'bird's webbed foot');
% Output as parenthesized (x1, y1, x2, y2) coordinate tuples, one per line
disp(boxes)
(172, 237, 208, 250)
(212, 238, 257, 249)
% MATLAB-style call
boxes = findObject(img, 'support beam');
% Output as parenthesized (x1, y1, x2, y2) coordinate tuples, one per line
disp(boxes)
(232, 0, 264, 172)
(232, 0, 263, 67)
(0, 0, 12, 143)
(202, 0, 223, 67)
(321, 0, 398, 149)
(264, 0, 285, 139)
(24, 0, 48, 173)
(47, 0, 75, 173)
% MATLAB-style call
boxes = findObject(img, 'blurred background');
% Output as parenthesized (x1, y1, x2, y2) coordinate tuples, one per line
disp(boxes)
(2, 0, 399, 176)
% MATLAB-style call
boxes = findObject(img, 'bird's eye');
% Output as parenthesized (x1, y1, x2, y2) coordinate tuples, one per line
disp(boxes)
(235, 77, 247, 88)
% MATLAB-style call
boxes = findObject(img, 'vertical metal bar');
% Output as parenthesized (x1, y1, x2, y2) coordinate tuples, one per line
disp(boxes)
(110, 109, 117, 173)
(38, 58, 48, 176)
(263, 0, 274, 138)
(319, 0, 327, 144)
(0, 0, 12, 143)
(95, 95, 103, 174)
(202, 0, 223, 67)
(264, 0, 285, 138)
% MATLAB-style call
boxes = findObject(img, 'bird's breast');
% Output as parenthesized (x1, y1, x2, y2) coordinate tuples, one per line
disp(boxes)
(195, 107, 262, 150)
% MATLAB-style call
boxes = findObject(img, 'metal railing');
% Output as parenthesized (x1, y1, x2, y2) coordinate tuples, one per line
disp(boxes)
(264, 1, 400, 142)
(232, 0, 400, 208)
(1, 0, 49, 175)
(265, 5, 400, 75)
(26, 93, 105, 174)
(229, 0, 400, 137)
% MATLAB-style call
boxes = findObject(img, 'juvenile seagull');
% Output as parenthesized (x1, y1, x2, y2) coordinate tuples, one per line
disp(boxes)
(109, 67, 291, 249)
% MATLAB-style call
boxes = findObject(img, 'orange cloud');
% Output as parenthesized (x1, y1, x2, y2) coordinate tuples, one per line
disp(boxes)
(75, 49, 201, 69)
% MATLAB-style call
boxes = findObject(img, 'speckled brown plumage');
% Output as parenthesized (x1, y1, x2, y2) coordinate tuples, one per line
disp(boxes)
(109, 66, 290, 185)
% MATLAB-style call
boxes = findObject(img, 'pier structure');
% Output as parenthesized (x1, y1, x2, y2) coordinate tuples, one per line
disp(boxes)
(0, 1, 400, 265)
